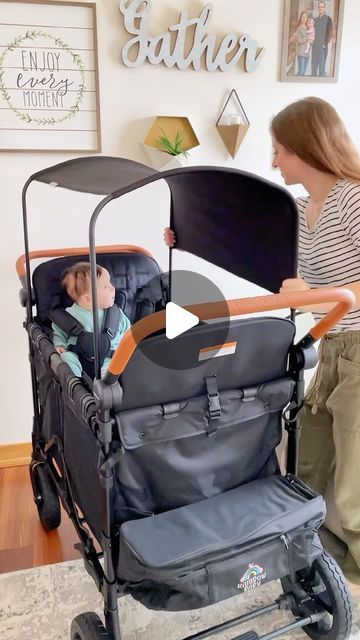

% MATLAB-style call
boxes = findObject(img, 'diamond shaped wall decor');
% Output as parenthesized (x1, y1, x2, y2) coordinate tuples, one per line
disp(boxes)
(216, 90, 250, 159)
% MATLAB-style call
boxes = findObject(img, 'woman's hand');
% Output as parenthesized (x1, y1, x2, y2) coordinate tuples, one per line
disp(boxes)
(280, 277, 336, 312)
(280, 277, 310, 294)
(164, 227, 176, 247)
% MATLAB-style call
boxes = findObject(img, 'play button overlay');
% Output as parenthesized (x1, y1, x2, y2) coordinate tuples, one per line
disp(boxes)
(131, 270, 230, 371)
(166, 302, 199, 339)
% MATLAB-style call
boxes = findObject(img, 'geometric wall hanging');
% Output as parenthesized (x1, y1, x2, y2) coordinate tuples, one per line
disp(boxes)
(142, 116, 200, 170)
(216, 89, 250, 158)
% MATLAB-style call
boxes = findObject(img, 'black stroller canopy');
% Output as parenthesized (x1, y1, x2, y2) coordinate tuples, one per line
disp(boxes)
(27, 156, 298, 292)
(32, 156, 158, 196)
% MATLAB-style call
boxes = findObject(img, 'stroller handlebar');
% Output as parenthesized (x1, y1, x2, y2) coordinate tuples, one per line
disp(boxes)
(104, 287, 355, 381)
(16, 245, 153, 280)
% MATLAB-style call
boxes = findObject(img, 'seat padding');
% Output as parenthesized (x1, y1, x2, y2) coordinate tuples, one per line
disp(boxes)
(119, 316, 295, 409)
(32, 252, 164, 326)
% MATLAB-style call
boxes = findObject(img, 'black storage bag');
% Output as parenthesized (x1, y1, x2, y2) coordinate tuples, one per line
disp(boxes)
(113, 377, 295, 518)
(112, 317, 297, 522)
(118, 475, 325, 611)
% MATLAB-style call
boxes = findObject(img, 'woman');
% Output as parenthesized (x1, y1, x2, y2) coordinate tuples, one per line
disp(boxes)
(164, 97, 360, 584)
(295, 11, 310, 76)
(272, 97, 360, 584)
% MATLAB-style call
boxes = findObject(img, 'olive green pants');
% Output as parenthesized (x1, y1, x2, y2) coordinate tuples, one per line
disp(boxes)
(298, 330, 360, 583)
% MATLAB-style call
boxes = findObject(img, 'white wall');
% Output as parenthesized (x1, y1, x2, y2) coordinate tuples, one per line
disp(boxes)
(1, 0, 359, 444)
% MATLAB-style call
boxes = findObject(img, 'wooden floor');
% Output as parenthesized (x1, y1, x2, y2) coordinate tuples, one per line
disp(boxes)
(0, 465, 80, 574)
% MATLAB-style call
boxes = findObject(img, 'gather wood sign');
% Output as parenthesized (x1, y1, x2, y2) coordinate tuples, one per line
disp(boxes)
(119, 0, 265, 72)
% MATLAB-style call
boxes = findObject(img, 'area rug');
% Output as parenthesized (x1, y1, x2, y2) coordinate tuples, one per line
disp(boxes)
(1, 559, 359, 640)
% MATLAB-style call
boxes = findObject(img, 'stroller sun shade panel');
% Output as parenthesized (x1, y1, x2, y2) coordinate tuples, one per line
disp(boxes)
(27, 156, 298, 293)
(166, 170, 298, 292)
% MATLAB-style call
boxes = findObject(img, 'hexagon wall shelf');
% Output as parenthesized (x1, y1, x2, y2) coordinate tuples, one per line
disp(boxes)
(143, 116, 200, 170)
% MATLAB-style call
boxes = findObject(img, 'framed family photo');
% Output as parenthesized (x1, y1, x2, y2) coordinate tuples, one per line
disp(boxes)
(0, 0, 101, 151)
(280, 0, 344, 82)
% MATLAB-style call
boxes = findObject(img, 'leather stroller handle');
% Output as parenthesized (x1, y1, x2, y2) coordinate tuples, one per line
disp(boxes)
(16, 245, 153, 278)
(105, 287, 355, 379)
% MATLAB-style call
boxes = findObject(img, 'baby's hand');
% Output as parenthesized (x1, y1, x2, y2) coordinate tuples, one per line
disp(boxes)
(164, 227, 176, 247)
(56, 346, 66, 353)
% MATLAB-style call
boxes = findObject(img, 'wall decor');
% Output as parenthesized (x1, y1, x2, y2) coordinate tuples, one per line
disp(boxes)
(280, 0, 344, 82)
(119, 0, 265, 73)
(216, 89, 250, 159)
(0, 0, 101, 151)
(142, 116, 199, 170)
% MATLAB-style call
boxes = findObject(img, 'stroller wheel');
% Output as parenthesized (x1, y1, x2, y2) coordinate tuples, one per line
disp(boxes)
(30, 462, 61, 531)
(281, 550, 353, 640)
(71, 612, 113, 640)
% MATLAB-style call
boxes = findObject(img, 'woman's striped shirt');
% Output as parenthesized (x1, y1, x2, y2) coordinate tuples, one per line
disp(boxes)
(297, 179, 360, 332)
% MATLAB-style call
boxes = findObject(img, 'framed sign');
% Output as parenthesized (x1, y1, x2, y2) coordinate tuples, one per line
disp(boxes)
(0, 0, 101, 151)
(280, 0, 344, 82)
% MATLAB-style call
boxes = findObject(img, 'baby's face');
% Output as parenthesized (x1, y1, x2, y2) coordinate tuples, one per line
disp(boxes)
(96, 268, 115, 309)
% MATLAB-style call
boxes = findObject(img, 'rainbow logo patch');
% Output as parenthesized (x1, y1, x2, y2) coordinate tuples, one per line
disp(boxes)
(237, 563, 267, 592)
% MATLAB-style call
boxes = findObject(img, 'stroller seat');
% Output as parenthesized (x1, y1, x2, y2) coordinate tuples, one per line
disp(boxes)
(118, 474, 325, 611)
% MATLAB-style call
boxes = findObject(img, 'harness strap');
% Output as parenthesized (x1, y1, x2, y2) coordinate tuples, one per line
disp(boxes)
(103, 303, 121, 339)
(49, 308, 84, 336)
(51, 304, 121, 378)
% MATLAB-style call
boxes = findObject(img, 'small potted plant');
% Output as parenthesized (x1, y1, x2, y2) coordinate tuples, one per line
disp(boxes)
(154, 129, 189, 169)
(142, 116, 200, 170)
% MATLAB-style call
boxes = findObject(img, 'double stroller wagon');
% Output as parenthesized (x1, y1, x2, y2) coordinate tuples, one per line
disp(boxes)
(18, 157, 355, 640)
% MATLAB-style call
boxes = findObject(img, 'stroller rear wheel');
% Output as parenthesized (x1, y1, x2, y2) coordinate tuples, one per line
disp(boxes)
(30, 461, 61, 531)
(71, 612, 113, 640)
(281, 550, 353, 640)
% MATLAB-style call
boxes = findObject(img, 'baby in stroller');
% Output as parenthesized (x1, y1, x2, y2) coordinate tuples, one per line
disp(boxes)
(51, 262, 130, 378)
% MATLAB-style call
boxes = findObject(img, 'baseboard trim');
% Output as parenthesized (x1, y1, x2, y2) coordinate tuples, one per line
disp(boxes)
(0, 442, 32, 469)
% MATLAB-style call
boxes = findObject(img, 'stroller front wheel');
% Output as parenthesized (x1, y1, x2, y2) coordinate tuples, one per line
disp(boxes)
(281, 550, 353, 640)
(71, 612, 113, 640)
(30, 461, 61, 531)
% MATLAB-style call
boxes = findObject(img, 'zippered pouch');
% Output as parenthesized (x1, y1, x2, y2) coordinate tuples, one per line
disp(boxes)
(118, 474, 325, 611)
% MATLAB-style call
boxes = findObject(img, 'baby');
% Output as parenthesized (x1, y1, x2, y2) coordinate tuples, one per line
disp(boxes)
(52, 262, 130, 378)
(305, 17, 315, 56)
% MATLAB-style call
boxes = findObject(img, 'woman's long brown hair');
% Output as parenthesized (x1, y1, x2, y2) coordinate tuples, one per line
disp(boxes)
(271, 97, 360, 182)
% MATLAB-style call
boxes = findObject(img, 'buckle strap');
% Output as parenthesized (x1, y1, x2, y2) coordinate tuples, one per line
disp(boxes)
(162, 402, 180, 419)
(103, 304, 121, 340)
(242, 386, 258, 402)
(205, 376, 221, 430)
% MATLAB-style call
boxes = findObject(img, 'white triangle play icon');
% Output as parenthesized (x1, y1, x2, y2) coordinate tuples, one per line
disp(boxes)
(166, 302, 199, 339)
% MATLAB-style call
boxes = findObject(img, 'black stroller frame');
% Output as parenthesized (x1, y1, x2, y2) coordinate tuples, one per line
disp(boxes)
(18, 157, 355, 640)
